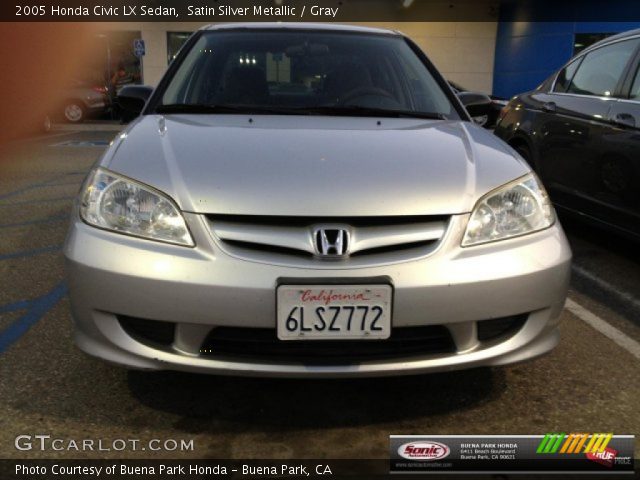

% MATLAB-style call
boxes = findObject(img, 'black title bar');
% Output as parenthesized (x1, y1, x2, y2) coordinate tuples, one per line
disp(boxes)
(4, 0, 640, 22)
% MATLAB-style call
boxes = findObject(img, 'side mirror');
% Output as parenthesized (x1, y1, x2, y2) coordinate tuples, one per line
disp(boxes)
(457, 91, 492, 118)
(118, 85, 153, 115)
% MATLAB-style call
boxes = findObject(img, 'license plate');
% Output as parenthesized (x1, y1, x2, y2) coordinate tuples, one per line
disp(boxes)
(277, 285, 392, 340)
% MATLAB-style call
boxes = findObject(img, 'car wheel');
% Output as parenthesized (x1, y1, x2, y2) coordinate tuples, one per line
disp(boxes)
(63, 102, 85, 123)
(472, 115, 489, 127)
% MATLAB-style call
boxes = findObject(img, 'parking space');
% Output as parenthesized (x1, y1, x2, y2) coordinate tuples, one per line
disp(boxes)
(0, 128, 639, 460)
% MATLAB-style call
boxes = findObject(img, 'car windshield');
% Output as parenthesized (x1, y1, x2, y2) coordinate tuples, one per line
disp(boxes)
(158, 29, 457, 119)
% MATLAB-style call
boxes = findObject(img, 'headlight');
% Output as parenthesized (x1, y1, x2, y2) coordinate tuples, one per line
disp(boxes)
(80, 168, 194, 246)
(462, 173, 554, 247)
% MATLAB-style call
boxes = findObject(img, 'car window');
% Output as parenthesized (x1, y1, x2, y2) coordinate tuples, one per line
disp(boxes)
(160, 30, 456, 117)
(628, 63, 640, 99)
(552, 58, 582, 93)
(566, 38, 640, 97)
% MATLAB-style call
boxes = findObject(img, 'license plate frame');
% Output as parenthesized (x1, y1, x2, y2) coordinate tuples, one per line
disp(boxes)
(276, 284, 392, 341)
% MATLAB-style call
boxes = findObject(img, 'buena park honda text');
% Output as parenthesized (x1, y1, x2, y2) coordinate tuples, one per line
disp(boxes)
(64, 23, 571, 377)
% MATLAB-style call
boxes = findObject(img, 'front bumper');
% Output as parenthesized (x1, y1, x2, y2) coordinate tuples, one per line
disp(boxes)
(64, 213, 571, 377)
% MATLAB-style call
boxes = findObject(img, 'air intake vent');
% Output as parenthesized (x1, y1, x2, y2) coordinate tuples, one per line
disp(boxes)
(200, 325, 456, 363)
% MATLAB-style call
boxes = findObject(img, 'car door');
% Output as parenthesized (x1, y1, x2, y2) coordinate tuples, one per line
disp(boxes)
(532, 37, 640, 220)
(597, 51, 640, 236)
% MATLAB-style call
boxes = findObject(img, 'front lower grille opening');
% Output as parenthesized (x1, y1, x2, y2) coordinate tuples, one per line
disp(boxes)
(477, 314, 528, 343)
(199, 326, 456, 364)
(117, 315, 176, 348)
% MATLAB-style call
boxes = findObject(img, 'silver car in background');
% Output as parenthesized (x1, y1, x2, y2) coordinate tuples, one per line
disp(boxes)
(58, 78, 109, 123)
(64, 23, 571, 377)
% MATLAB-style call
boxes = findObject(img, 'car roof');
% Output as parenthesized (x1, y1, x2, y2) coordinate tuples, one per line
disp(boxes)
(200, 22, 400, 36)
(581, 28, 640, 55)
(540, 28, 640, 94)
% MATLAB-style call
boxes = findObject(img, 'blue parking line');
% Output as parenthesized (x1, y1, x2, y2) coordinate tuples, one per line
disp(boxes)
(0, 184, 43, 201)
(0, 171, 85, 201)
(0, 196, 75, 207)
(0, 282, 67, 354)
(0, 245, 60, 261)
(0, 214, 67, 229)
(43, 181, 82, 187)
(0, 175, 66, 201)
(0, 298, 30, 314)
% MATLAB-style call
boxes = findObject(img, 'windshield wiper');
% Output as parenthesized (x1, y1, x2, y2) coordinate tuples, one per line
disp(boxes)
(155, 103, 301, 115)
(292, 105, 447, 120)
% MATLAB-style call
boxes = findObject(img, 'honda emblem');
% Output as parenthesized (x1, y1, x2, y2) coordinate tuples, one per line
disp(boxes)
(314, 227, 350, 257)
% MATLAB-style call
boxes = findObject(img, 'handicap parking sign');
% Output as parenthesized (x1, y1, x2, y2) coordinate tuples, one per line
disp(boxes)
(133, 39, 145, 57)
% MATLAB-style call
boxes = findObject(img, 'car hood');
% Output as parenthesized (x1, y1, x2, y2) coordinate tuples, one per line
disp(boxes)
(103, 114, 529, 216)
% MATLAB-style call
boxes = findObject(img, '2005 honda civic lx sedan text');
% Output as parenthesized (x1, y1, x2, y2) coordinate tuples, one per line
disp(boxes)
(64, 23, 572, 377)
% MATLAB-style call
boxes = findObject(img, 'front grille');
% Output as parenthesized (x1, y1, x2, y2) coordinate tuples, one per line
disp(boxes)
(206, 214, 449, 265)
(200, 326, 456, 364)
(208, 214, 449, 227)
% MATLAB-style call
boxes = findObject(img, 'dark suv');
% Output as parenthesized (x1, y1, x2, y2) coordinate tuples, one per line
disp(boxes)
(494, 29, 640, 240)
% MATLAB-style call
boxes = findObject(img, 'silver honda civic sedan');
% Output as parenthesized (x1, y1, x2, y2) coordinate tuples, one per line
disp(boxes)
(64, 23, 571, 377)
